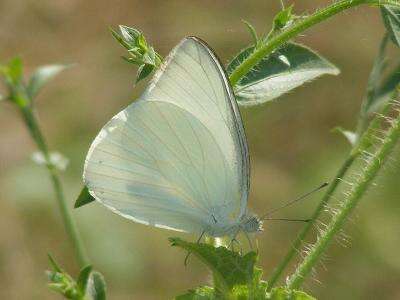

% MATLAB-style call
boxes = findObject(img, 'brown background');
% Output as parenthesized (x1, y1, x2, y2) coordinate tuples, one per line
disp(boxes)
(1, 0, 399, 299)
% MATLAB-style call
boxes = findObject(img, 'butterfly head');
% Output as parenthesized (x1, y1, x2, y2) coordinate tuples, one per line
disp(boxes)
(241, 215, 264, 233)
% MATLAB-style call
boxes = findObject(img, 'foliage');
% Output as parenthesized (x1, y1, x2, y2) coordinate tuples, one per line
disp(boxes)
(47, 255, 106, 300)
(381, 5, 400, 47)
(227, 42, 339, 106)
(170, 238, 314, 300)
(110, 25, 162, 83)
(0, 57, 89, 267)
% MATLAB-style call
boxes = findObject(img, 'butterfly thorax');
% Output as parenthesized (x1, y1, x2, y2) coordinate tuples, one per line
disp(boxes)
(239, 215, 264, 233)
(205, 213, 263, 237)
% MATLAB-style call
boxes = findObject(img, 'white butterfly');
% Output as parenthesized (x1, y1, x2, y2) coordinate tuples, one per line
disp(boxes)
(83, 37, 263, 239)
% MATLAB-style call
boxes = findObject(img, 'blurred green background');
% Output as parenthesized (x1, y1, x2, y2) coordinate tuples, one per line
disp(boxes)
(1, 0, 399, 299)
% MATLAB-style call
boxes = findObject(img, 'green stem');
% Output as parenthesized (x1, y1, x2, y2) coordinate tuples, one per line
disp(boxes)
(228, 0, 399, 86)
(268, 97, 394, 288)
(287, 101, 400, 289)
(267, 154, 356, 289)
(20, 105, 89, 267)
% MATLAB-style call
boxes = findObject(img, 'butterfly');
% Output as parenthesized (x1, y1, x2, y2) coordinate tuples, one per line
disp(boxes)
(83, 36, 263, 241)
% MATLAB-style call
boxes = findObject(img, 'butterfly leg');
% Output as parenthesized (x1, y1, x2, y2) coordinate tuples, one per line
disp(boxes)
(244, 231, 253, 249)
(228, 230, 242, 254)
(184, 230, 206, 266)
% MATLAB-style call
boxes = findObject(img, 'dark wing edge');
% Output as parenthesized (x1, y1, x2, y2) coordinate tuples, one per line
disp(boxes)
(187, 36, 251, 207)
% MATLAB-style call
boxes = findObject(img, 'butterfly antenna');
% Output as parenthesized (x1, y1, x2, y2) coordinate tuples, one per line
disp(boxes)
(260, 182, 329, 221)
(264, 218, 311, 222)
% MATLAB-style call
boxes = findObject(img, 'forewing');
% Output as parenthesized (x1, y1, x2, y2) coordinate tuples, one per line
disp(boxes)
(142, 37, 250, 217)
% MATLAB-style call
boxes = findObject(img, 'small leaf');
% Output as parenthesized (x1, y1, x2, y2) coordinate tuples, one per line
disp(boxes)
(381, 5, 400, 47)
(372, 62, 400, 112)
(77, 265, 93, 295)
(333, 127, 358, 146)
(227, 43, 339, 106)
(110, 27, 132, 50)
(27, 64, 71, 99)
(272, 5, 294, 32)
(46, 254, 82, 299)
(361, 34, 390, 115)
(242, 20, 259, 47)
(136, 64, 154, 83)
(87, 271, 106, 300)
(74, 186, 95, 208)
(31, 151, 69, 171)
(169, 237, 257, 291)
(119, 25, 141, 46)
(47, 254, 63, 273)
(267, 287, 316, 300)
(175, 286, 214, 300)
(7, 57, 23, 84)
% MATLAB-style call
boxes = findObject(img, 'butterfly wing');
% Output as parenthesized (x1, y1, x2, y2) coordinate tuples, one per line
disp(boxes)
(83, 37, 250, 233)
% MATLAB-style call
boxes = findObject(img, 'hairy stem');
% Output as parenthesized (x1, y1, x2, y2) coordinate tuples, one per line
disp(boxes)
(20, 105, 89, 267)
(267, 154, 356, 289)
(228, 0, 399, 86)
(268, 96, 395, 288)
(287, 100, 400, 289)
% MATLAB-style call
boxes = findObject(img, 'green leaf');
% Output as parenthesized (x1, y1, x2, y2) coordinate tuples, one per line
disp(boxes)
(27, 64, 71, 98)
(267, 287, 315, 300)
(47, 253, 63, 273)
(372, 63, 400, 112)
(242, 20, 259, 47)
(87, 271, 106, 300)
(272, 5, 294, 32)
(110, 27, 132, 50)
(74, 186, 95, 208)
(111, 25, 162, 83)
(333, 127, 357, 146)
(77, 265, 93, 295)
(7, 57, 23, 84)
(227, 43, 339, 106)
(361, 34, 390, 117)
(46, 254, 83, 299)
(381, 5, 400, 47)
(136, 64, 154, 83)
(119, 25, 141, 46)
(175, 286, 214, 300)
(169, 238, 257, 292)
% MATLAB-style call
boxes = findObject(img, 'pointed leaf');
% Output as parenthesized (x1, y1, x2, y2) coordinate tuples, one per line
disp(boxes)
(175, 286, 214, 300)
(272, 5, 294, 31)
(75, 186, 95, 208)
(136, 64, 154, 83)
(119, 25, 141, 46)
(227, 43, 339, 106)
(88, 271, 106, 300)
(242, 20, 259, 47)
(361, 34, 390, 116)
(77, 265, 93, 295)
(7, 57, 23, 84)
(27, 64, 71, 98)
(372, 63, 400, 112)
(333, 127, 358, 146)
(169, 237, 257, 291)
(381, 5, 400, 47)
(267, 287, 316, 300)
(47, 254, 63, 273)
